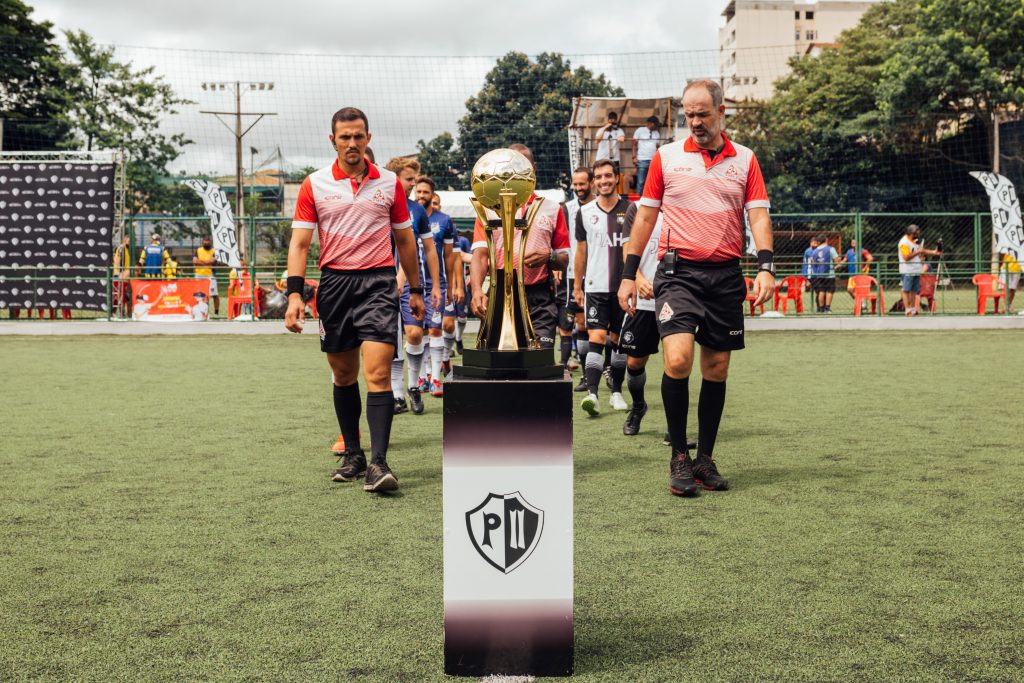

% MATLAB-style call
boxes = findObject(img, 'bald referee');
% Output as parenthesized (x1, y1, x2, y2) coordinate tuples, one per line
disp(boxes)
(285, 107, 424, 493)
(618, 80, 775, 497)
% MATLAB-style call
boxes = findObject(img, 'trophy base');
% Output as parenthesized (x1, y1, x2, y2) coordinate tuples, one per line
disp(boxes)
(455, 349, 564, 380)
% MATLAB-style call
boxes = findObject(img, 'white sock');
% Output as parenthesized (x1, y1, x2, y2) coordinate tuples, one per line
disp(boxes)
(429, 335, 445, 381)
(455, 318, 466, 342)
(442, 330, 456, 362)
(406, 341, 425, 389)
(391, 359, 405, 399)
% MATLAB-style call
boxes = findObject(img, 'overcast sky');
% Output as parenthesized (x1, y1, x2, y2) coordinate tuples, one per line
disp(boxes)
(30, 0, 721, 56)
(26, 0, 727, 179)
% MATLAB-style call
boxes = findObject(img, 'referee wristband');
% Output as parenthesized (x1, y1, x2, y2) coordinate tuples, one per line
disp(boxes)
(757, 250, 775, 273)
(286, 276, 305, 297)
(622, 254, 641, 281)
(409, 286, 424, 295)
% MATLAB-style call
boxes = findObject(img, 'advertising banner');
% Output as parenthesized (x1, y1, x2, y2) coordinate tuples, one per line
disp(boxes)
(130, 279, 211, 321)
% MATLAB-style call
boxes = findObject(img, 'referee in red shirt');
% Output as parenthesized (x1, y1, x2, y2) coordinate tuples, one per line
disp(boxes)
(285, 107, 424, 493)
(618, 80, 775, 497)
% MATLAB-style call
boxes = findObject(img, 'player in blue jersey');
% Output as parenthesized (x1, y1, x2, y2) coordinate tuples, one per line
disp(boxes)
(386, 158, 441, 415)
(414, 176, 462, 395)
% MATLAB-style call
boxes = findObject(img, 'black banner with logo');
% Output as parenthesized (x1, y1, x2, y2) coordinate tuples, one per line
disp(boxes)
(0, 161, 115, 311)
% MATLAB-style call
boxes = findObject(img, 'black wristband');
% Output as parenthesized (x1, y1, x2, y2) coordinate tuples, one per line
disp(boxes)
(757, 250, 774, 269)
(409, 286, 424, 295)
(622, 253, 641, 281)
(286, 276, 305, 296)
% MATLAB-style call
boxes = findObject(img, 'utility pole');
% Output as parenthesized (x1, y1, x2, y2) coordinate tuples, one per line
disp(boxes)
(200, 81, 275, 260)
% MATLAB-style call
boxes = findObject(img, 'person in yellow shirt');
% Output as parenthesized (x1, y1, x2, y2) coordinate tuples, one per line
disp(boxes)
(193, 237, 220, 315)
(162, 253, 179, 279)
(1001, 252, 1021, 311)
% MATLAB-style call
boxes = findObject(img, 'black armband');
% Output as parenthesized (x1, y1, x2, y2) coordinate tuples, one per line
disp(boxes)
(286, 276, 305, 297)
(409, 286, 424, 295)
(622, 253, 641, 281)
(757, 249, 776, 276)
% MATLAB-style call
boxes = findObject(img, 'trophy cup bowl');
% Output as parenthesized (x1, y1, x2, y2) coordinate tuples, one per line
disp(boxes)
(470, 149, 536, 210)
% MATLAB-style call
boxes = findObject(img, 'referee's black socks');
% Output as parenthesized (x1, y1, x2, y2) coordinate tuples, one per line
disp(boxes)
(661, 374, 690, 457)
(697, 379, 726, 458)
(365, 391, 394, 465)
(333, 383, 362, 453)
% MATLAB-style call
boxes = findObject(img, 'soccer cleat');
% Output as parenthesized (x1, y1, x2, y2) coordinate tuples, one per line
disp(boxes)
(574, 376, 589, 393)
(408, 388, 425, 415)
(394, 397, 409, 414)
(332, 432, 362, 455)
(416, 377, 430, 394)
(566, 357, 580, 371)
(430, 378, 444, 397)
(692, 454, 730, 491)
(581, 393, 600, 417)
(603, 366, 614, 390)
(455, 340, 464, 355)
(332, 449, 367, 482)
(669, 453, 700, 497)
(441, 360, 452, 377)
(623, 402, 648, 436)
(363, 461, 399, 492)
(609, 392, 628, 411)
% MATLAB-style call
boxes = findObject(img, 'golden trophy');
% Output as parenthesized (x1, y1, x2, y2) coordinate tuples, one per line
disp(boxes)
(456, 148, 562, 379)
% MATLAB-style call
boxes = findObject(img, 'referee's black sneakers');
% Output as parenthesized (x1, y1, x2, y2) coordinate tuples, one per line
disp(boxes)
(332, 449, 367, 482)
(669, 453, 699, 497)
(692, 453, 730, 491)
(364, 461, 399, 492)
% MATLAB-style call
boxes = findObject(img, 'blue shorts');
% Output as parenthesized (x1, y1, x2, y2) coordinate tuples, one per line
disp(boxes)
(401, 284, 425, 328)
(901, 274, 921, 294)
(453, 299, 467, 319)
(421, 282, 447, 330)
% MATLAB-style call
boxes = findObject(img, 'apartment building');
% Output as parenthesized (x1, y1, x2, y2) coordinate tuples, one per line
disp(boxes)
(719, 0, 879, 101)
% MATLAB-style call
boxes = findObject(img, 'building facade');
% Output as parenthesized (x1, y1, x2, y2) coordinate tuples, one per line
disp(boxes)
(719, 0, 879, 101)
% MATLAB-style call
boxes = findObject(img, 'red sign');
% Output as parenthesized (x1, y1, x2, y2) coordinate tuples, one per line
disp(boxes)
(130, 279, 211, 321)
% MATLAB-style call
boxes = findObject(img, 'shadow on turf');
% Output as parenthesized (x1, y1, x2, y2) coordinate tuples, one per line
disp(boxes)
(574, 610, 701, 674)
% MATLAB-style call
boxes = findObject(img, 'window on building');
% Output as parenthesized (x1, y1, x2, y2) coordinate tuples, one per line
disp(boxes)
(806, 30, 816, 40)
(794, 10, 800, 19)
(795, 31, 801, 40)
(805, 11, 814, 19)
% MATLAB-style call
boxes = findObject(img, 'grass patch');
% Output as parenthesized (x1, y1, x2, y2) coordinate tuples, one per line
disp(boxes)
(1, 331, 1022, 681)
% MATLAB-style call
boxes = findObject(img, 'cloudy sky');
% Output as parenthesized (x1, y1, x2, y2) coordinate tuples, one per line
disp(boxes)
(27, 0, 728, 178)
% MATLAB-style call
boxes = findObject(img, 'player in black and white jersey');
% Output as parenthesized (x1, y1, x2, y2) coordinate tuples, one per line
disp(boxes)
(573, 159, 632, 416)
(560, 167, 594, 389)
(619, 211, 663, 436)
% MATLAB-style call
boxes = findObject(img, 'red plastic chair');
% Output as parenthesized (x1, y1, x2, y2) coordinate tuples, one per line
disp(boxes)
(304, 279, 319, 318)
(919, 274, 937, 313)
(743, 277, 764, 316)
(971, 274, 1005, 315)
(773, 276, 809, 314)
(227, 273, 261, 319)
(850, 275, 884, 316)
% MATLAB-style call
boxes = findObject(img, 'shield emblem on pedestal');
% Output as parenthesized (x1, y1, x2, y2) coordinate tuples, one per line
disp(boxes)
(465, 491, 544, 574)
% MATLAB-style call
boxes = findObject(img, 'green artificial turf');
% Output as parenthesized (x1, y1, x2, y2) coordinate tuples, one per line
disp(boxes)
(1, 331, 1022, 682)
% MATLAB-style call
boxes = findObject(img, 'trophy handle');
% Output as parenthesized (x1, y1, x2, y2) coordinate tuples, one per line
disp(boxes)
(469, 197, 499, 350)
(515, 197, 545, 350)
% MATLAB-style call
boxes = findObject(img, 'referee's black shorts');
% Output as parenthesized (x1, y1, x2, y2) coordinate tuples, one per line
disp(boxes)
(316, 267, 400, 354)
(525, 282, 557, 349)
(653, 259, 746, 352)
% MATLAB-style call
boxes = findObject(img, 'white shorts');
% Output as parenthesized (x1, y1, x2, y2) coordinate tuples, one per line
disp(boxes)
(1003, 272, 1021, 290)
(207, 275, 219, 297)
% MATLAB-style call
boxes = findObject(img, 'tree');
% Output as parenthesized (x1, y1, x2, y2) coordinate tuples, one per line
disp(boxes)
(0, 0, 73, 150)
(419, 52, 624, 189)
(415, 132, 460, 189)
(58, 30, 193, 213)
(878, 0, 1024, 170)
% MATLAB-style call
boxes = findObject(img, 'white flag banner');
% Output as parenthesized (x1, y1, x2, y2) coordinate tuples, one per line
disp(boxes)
(970, 172, 1024, 261)
(183, 179, 242, 268)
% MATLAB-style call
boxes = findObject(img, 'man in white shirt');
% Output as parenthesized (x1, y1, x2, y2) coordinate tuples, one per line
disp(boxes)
(898, 224, 940, 315)
(631, 116, 661, 194)
(594, 111, 626, 168)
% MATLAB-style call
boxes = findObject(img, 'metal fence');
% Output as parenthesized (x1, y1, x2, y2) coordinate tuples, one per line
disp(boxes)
(2, 211, 1019, 320)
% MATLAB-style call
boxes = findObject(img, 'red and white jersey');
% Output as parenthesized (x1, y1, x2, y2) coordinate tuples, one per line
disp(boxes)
(640, 134, 769, 262)
(575, 196, 634, 294)
(292, 159, 411, 271)
(471, 194, 570, 286)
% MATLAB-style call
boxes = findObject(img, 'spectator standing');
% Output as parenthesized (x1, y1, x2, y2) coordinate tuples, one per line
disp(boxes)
(163, 253, 179, 279)
(803, 235, 819, 279)
(843, 238, 874, 311)
(138, 233, 169, 278)
(1001, 252, 1020, 312)
(810, 234, 841, 313)
(594, 111, 626, 171)
(631, 116, 661, 194)
(112, 236, 132, 318)
(897, 224, 939, 316)
(193, 237, 221, 316)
